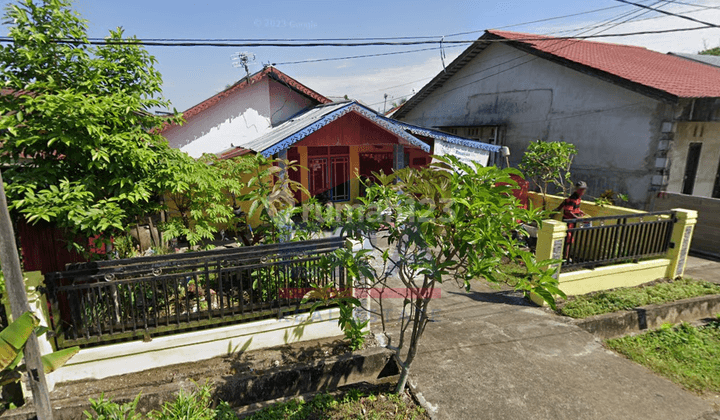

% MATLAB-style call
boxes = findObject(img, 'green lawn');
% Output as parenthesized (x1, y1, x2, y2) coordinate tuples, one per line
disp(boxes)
(558, 278, 720, 318)
(243, 389, 428, 420)
(606, 320, 720, 393)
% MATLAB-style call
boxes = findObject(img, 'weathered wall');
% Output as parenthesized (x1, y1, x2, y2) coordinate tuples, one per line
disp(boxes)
(652, 192, 720, 258)
(667, 121, 720, 197)
(399, 42, 669, 209)
(163, 78, 316, 158)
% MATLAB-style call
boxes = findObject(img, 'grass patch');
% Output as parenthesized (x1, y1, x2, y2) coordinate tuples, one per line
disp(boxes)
(243, 388, 428, 420)
(558, 277, 720, 318)
(606, 320, 720, 393)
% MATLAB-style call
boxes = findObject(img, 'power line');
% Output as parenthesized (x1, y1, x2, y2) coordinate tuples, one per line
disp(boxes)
(447, 4, 629, 36)
(616, 0, 720, 27)
(547, 3, 714, 35)
(272, 44, 467, 66)
(0, 25, 715, 48)
(372, 1, 671, 109)
(359, 1, 683, 101)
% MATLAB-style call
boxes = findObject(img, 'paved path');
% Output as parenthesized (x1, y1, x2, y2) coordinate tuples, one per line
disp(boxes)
(379, 257, 720, 420)
(685, 255, 720, 284)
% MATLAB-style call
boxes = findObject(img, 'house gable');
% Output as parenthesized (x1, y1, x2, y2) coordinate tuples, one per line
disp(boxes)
(162, 67, 330, 158)
(395, 30, 720, 120)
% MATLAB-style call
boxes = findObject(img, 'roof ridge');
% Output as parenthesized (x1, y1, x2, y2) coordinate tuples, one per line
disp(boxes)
(487, 29, 649, 50)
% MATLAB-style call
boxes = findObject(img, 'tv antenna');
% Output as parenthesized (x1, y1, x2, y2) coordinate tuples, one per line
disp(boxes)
(231, 52, 256, 81)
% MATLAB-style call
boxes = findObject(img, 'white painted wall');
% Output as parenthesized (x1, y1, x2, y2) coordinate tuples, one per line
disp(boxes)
(400, 43, 668, 209)
(163, 78, 317, 158)
(48, 308, 342, 385)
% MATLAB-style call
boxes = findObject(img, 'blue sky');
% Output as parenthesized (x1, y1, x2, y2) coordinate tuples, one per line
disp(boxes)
(3, 0, 720, 111)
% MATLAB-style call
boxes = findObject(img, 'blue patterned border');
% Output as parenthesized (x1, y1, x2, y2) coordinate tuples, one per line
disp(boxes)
(354, 102, 501, 153)
(261, 102, 430, 157)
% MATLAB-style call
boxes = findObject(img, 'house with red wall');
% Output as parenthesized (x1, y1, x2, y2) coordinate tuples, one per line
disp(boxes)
(219, 100, 500, 203)
(162, 66, 499, 204)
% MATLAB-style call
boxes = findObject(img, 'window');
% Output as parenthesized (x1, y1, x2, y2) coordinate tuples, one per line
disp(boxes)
(308, 147, 350, 202)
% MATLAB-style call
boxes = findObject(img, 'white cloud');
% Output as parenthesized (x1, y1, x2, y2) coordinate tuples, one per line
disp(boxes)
(301, 51, 461, 112)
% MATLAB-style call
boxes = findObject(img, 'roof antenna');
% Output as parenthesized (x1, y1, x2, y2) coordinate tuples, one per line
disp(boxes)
(231, 52, 256, 82)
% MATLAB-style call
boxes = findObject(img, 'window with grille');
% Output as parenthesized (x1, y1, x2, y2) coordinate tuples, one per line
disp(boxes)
(308, 147, 350, 202)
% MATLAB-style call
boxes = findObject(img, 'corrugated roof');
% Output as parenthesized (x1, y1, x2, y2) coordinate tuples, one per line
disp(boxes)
(394, 30, 720, 119)
(230, 101, 499, 157)
(238, 101, 353, 155)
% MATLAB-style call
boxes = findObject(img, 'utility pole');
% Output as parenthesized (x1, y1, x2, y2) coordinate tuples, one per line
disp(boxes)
(383, 93, 388, 114)
(0, 170, 54, 419)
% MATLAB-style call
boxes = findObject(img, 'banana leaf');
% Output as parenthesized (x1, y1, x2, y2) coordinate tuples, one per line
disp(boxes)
(0, 312, 39, 371)
(40, 347, 80, 374)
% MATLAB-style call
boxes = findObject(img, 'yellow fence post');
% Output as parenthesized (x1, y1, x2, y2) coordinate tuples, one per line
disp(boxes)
(666, 208, 698, 279)
(531, 219, 567, 305)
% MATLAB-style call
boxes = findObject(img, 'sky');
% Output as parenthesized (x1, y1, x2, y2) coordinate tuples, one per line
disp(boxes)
(3, 0, 720, 112)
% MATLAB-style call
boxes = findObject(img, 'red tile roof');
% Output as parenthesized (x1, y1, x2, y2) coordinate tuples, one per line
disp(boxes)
(161, 66, 331, 133)
(487, 30, 720, 99)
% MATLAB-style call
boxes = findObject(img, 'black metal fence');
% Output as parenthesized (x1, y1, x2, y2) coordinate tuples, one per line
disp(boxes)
(562, 211, 676, 271)
(44, 237, 346, 349)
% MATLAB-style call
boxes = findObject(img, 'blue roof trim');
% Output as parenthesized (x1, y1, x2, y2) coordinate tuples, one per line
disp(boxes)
(349, 105, 430, 152)
(350, 102, 501, 153)
(260, 103, 355, 157)
(260, 102, 430, 157)
(394, 122, 501, 152)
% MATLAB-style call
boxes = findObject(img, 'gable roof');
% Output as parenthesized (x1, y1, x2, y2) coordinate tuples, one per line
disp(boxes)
(394, 30, 720, 119)
(222, 100, 500, 158)
(161, 66, 331, 132)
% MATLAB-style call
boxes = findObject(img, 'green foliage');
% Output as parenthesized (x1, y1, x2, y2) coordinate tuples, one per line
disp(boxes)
(320, 155, 562, 393)
(559, 278, 720, 318)
(112, 233, 139, 259)
(519, 140, 577, 209)
(0, 0, 183, 246)
(0, 311, 79, 392)
(148, 382, 216, 420)
(234, 154, 307, 244)
(699, 46, 720, 56)
(593, 189, 628, 208)
(85, 383, 238, 420)
(606, 321, 720, 393)
(302, 279, 369, 351)
(160, 153, 307, 247)
(84, 393, 143, 420)
(244, 389, 426, 420)
(159, 152, 244, 247)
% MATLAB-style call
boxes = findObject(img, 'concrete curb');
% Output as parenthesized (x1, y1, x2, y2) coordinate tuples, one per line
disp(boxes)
(407, 376, 440, 420)
(571, 294, 720, 339)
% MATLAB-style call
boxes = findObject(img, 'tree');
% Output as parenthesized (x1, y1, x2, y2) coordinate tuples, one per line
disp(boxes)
(325, 156, 562, 393)
(519, 140, 577, 210)
(160, 152, 308, 247)
(0, 0, 182, 249)
(699, 46, 720, 56)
